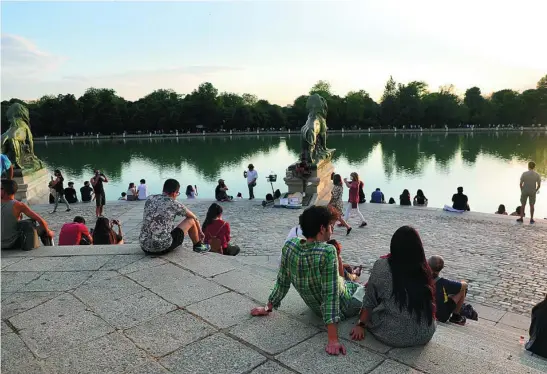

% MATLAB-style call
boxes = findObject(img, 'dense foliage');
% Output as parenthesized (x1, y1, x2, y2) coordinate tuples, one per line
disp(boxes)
(2, 76, 546, 136)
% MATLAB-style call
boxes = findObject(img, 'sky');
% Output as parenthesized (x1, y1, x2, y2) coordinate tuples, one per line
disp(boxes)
(1, 0, 546, 106)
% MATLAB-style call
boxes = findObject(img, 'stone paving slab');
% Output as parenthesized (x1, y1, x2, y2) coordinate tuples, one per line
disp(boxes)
(1, 245, 546, 374)
(16, 199, 546, 316)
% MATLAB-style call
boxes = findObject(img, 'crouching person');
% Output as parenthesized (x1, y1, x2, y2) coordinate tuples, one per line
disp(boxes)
(1, 179, 54, 250)
(59, 216, 93, 245)
(139, 178, 208, 255)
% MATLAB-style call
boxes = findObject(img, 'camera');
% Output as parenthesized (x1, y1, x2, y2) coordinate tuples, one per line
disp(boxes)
(266, 173, 277, 183)
(243, 170, 248, 178)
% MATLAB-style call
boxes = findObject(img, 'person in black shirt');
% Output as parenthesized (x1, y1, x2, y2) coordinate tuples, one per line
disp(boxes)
(80, 181, 94, 202)
(50, 169, 71, 213)
(64, 182, 78, 204)
(90, 169, 108, 217)
(399, 189, 411, 206)
(452, 186, 470, 211)
(215, 179, 232, 201)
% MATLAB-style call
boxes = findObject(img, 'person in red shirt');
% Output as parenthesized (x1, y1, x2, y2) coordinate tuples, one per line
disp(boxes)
(58, 216, 93, 245)
(202, 203, 240, 256)
(343, 172, 367, 228)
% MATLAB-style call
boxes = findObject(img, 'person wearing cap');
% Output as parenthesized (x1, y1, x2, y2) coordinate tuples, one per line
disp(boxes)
(246, 164, 258, 200)
(215, 179, 233, 202)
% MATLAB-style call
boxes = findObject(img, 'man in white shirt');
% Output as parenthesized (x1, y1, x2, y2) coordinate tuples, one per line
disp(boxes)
(137, 179, 148, 200)
(246, 164, 258, 200)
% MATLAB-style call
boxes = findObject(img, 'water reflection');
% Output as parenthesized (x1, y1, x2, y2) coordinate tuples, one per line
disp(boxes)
(35, 133, 547, 215)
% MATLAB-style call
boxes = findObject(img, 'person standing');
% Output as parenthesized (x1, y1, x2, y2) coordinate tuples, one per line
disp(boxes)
(329, 174, 352, 235)
(50, 169, 71, 213)
(90, 169, 108, 217)
(343, 172, 367, 228)
(518, 161, 541, 224)
(246, 164, 258, 200)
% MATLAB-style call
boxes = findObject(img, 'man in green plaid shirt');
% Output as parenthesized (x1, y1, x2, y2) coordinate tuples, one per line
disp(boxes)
(250, 206, 362, 355)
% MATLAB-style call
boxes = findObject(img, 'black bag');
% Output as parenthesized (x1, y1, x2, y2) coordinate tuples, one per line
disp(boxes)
(526, 297, 547, 358)
(17, 220, 41, 251)
(460, 303, 479, 321)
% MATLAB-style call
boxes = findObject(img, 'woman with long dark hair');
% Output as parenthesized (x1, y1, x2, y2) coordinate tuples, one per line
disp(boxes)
(50, 169, 71, 213)
(350, 226, 436, 347)
(186, 185, 198, 199)
(343, 172, 367, 228)
(92, 217, 124, 245)
(413, 189, 428, 206)
(399, 189, 411, 206)
(329, 174, 352, 235)
(202, 203, 240, 255)
(127, 182, 138, 201)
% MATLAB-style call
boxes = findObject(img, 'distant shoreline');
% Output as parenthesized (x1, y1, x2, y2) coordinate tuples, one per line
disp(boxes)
(33, 126, 545, 143)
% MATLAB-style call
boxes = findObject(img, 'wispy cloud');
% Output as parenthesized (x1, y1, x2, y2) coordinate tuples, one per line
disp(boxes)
(1, 34, 66, 77)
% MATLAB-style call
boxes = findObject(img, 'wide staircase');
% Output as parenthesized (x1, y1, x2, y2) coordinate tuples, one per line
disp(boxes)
(1, 243, 546, 374)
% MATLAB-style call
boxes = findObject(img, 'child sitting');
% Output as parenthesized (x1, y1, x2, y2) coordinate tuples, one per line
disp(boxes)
(327, 239, 362, 282)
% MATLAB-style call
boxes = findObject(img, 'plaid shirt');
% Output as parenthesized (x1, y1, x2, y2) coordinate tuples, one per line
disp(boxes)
(268, 238, 359, 325)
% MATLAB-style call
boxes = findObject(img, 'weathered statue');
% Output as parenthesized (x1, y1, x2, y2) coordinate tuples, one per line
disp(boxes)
(1, 103, 43, 171)
(300, 94, 334, 164)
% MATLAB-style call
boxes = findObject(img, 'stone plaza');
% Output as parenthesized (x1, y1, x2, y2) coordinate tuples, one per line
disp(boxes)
(1, 200, 546, 373)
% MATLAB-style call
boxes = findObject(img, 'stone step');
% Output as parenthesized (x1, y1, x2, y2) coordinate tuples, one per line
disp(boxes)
(433, 324, 546, 372)
(439, 319, 526, 348)
(389, 340, 546, 374)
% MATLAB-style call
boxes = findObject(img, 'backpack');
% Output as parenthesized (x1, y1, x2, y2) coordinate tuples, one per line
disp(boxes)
(208, 222, 226, 254)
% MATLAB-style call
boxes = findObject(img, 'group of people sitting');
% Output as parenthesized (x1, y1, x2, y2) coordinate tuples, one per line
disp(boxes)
(58, 216, 124, 245)
(249, 205, 472, 355)
(119, 180, 148, 201)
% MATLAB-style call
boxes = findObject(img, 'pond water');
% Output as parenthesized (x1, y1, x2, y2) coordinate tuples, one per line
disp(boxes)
(35, 132, 547, 218)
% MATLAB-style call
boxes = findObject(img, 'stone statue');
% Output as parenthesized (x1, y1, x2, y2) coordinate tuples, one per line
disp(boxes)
(300, 94, 334, 164)
(1, 103, 43, 171)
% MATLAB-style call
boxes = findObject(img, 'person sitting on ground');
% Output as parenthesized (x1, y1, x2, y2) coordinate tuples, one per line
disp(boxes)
(58, 216, 93, 245)
(1, 179, 54, 250)
(413, 189, 428, 206)
(525, 295, 547, 358)
(215, 179, 233, 202)
(399, 189, 411, 206)
(250, 205, 363, 356)
(495, 204, 508, 215)
(127, 182, 138, 201)
(236, 192, 243, 199)
(137, 179, 148, 200)
(388, 197, 395, 204)
(370, 188, 385, 203)
(452, 186, 470, 211)
(358, 180, 366, 203)
(202, 203, 240, 256)
(119, 192, 127, 201)
(80, 181, 94, 203)
(64, 182, 78, 204)
(428, 255, 468, 325)
(185, 185, 198, 199)
(92, 217, 124, 245)
(510, 206, 525, 217)
(139, 178, 208, 254)
(327, 239, 362, 282)
(350, 226, 437, 347)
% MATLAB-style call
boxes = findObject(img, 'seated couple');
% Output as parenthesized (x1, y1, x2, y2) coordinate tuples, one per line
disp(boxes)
(137, 179, 239, 255)
(58, 216, 124, 246)
(251, 206, 437, 355)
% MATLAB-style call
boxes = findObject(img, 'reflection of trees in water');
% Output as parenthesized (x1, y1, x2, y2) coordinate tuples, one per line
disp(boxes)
(35, 133, 547, 180)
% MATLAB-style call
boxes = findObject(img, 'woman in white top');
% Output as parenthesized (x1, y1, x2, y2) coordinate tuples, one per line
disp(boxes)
(127, 182, 138, 201)
(186, 185, 198, 199)
(137, 179, 148, 200)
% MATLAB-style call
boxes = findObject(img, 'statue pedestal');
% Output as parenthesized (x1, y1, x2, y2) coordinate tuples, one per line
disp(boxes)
(13, 168, 50, 205)
(284, 159, 334, 206)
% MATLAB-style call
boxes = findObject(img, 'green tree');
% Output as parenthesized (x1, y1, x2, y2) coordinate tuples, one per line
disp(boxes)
(537, 75, 547, 89)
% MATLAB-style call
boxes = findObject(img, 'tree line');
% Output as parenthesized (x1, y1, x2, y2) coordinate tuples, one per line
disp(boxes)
(2, 75, 546, 136)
